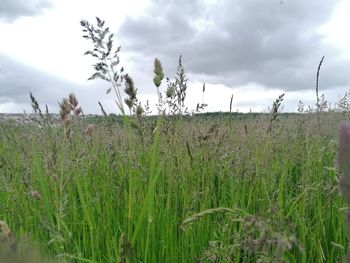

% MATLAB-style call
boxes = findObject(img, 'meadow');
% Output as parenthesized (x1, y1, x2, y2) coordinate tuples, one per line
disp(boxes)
(1, 17, 350, 263)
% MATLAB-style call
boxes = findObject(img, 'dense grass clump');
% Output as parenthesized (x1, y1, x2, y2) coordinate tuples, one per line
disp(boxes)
(0, 109, 349, 262)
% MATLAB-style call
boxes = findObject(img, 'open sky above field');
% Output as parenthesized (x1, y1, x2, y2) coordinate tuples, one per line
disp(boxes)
(0, 0, 349, 114)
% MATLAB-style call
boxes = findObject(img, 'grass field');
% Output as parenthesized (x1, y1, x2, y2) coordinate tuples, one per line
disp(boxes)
(1, 16, 350, 263)
(0, 108, 349, 262)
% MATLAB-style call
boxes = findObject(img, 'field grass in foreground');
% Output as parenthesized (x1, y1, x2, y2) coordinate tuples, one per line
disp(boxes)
(0, 112, 349, 262)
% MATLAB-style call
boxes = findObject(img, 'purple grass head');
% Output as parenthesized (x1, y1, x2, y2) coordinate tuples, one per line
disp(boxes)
(337, 123, 350, 262)
(338, 123, 350, 203)
(338, 123, 350, 172)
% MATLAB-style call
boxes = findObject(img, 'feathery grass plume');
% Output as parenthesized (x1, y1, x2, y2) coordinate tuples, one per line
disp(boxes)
(135, 103, 144, 118)
(153, 58, 164, 88)
(337, 96, 348, 112)
(124, 74, 137, 110)
(59, 98, 70, 125)
(123, 74, 147, 137)
(29, 92, 43, 117)
(44, 104, 53, 126)
(315, 56, 325, 133)
(29, 92, 49, 127)
(81, 17, 126, 115)
(196, 83, 208, 112)
(164, 56, 189, 115)
(181, 207, 244, 227)
(59, 93, 83, 138)
(166, 84, 175, 99)
(174, 55, 188, 115)
(316, 56, 325, 111)
(318, 93, 329, 112)
(73, 106, 83, 117)
(68, 93, 78, 111)
(98, 101, 108, 117)
(267, 93, 285, 134)
(59, 93, 83, 122)
(153, 58, 164, 114)
(337, 123, 350, 262)
(59, 98, 72, 138)
(336, 91, 350, 113)
(143, 100, 151, 115)
(297, 100, 305, 113)
(68, 93, 83, 118)
(228, 93, 234, 130)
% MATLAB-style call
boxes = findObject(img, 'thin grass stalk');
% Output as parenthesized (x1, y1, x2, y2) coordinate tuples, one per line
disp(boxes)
(131, 116, 163, 246)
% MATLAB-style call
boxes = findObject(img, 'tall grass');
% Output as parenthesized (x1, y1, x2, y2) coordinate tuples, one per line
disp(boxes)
(1, 17, 350, 263)
(0, 109, 349, 262)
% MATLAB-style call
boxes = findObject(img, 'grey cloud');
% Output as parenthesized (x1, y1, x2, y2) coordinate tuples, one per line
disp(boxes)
(0, 0, 51, 22)
(118, 0, 350, 92)
(0, 54, 69, 103)
(0, 54, 109, 114)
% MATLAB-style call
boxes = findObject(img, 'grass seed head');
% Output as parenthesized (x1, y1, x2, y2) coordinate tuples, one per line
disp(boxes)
(68, 93, 79, 110)
(124, 74, 137, 109)
(153, 58, 164, 88)
(59, 98, 70, 122)
(83, 124, 95, 136)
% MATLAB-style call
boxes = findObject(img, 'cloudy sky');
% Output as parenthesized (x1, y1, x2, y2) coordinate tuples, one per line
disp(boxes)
(0, 0, 349, 114)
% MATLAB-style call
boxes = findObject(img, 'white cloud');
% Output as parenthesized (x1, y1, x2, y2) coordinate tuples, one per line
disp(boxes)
(319, 0, 350, 59)
(0, 0, 51, 22)
(0, 0, 349, 114)
(0, 0, 151, 83)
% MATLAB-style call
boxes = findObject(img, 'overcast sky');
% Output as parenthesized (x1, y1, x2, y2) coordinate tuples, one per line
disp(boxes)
(0, 0, 349, 114)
